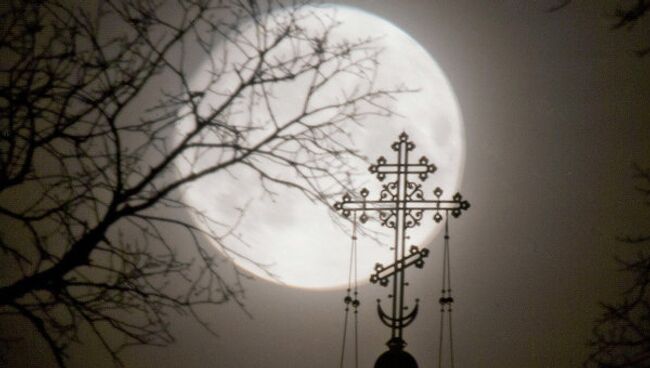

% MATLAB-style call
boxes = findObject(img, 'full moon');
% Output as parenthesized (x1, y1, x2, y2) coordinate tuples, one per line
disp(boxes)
(177, 5, 465, 289)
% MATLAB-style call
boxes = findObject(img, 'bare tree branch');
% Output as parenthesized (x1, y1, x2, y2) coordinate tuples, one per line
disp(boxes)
(584, 164, 650, 368)
(549, 0, 650, 57)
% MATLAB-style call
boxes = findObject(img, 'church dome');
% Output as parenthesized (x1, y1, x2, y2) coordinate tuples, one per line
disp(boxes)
(374, 347, 418, 368)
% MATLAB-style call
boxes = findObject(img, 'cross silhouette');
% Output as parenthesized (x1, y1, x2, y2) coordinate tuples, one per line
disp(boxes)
(334, 132, 470, 348)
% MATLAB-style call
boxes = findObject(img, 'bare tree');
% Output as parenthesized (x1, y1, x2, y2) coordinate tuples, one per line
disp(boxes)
(584, 164, 650, 368)
(0, 0, 400, 366)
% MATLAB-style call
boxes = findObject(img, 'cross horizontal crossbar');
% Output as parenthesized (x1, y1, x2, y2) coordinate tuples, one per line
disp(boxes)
(372, 164, 434, 174)
(336, 199, 468, 212)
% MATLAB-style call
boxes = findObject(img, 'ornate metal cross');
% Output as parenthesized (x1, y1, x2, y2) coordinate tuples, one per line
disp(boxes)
(334, 132, 470, 352)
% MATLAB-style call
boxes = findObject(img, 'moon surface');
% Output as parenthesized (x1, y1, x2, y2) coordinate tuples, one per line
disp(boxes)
(177, 5, 465, 289)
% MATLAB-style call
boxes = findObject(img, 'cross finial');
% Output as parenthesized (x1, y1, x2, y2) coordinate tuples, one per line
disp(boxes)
(334, 133, 470, 356)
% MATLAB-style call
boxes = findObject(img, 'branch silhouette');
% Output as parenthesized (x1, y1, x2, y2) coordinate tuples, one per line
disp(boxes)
(549, 0, 650, 56)
(584, 164, 650, 368)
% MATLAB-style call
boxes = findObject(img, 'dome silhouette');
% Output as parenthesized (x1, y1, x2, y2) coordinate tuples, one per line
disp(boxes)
(374, 348, 418, 368)
(374, 337, 418, 368)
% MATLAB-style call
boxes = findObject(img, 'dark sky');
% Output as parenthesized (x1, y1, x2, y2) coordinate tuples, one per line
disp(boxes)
(7, 1, 650, 367)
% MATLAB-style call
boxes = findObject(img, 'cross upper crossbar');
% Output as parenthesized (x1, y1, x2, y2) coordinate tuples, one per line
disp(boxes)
(369, 155, 437, 181)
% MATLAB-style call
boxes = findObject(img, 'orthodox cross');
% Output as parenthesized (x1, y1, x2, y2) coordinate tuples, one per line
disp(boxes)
(334, 132, 470, 357)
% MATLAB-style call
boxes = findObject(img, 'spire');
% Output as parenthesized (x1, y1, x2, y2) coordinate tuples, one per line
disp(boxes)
(334, 132, 470, 367)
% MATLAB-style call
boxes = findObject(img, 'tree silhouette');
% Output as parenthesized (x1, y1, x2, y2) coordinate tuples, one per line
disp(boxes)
(584, 164, 650, 368)
(550, 2, 649, 366)
(0, 0, 401, 366)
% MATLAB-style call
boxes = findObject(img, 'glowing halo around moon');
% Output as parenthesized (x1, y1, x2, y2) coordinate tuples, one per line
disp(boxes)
(176, 5, 465, 289)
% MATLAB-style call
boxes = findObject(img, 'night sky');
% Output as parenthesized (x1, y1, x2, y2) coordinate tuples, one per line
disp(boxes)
(5, 1, 650, 367)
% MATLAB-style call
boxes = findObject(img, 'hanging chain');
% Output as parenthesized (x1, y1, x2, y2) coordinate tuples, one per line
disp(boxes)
(339, 213, 360, 368)
(437, 213, 455, 368)
(353, 218, 360, 368)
